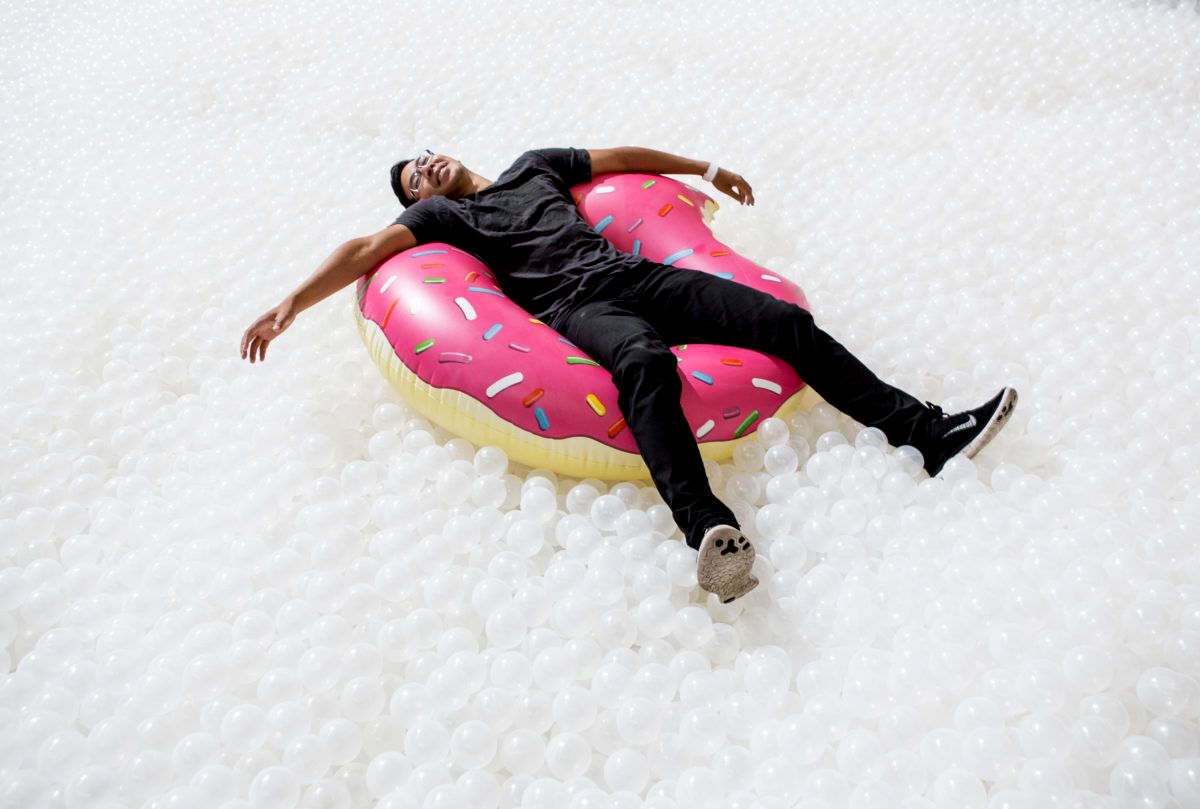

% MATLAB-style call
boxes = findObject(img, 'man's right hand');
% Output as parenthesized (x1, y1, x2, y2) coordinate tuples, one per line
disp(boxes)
(241, 298, 297, 364)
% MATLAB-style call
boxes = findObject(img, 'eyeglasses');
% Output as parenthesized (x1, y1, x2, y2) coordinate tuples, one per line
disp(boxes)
(409, 149, 434, 198)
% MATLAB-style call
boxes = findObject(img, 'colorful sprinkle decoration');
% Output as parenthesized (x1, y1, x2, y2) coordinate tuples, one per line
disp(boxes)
(734, 409, 760, 438)
(485, 372, 523, 398)
(522, 388, 544, 407)
(454, 297, 477, 321)
(752, 378, 783, 395)
(663, 248, 694, 266)
(586, 394, 606, 416)
(381, 298, 399, 329)
(414, 338, 434, 354)
(690, 370, 714, 385)
(534, 406, 550, 431)
(483, 323, 503, 340)
(566, 357, 600, 367)
(696, 419, 715, 438)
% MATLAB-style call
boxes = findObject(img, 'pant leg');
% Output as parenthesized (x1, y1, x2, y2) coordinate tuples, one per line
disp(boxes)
(549, 298, 737, 549)
(629, 266, 930, 448)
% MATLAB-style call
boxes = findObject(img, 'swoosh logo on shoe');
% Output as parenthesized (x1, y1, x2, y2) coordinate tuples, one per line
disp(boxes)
(945, 414, 977, 437)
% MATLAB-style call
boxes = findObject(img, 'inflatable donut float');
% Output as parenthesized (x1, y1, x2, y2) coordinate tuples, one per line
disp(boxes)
(354, 172, 815, 480)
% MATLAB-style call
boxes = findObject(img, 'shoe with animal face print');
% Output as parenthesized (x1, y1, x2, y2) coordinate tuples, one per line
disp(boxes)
(697, 525, 759, 604)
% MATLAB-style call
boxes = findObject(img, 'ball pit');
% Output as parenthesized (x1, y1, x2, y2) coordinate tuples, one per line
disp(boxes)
(5, 1, 1200, 809)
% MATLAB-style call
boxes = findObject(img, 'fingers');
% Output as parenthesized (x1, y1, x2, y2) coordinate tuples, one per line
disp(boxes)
(242, 330, 272, 363)
(723, 173, 754, 206)
(736, 175, 755, 206)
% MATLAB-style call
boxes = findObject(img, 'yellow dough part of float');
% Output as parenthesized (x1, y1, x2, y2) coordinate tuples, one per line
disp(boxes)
(354, 172, 817, 480)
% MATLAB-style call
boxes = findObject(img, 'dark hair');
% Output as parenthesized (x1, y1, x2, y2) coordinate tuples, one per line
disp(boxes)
(390, 158, 417, 208)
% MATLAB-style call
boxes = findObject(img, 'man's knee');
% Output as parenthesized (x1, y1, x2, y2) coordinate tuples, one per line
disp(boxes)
(611, 343, 679, 388)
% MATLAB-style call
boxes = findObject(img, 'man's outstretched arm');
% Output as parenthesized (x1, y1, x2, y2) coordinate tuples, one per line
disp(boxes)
(590, 146, 755, 206)
(240, 223, 417, 364)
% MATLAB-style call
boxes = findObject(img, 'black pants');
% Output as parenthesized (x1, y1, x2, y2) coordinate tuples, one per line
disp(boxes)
(547, 262, 930, 549)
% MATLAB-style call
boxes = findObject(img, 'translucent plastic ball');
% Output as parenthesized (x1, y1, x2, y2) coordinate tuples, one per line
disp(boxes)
(520, 487, 558, 523)
(616, 698, 664, 746)
(366, 752, 412, 798)
(545, 732, 591, 780)
(805, 453, 842, 488)
(248, 766, 300, 809)
(1016, 757, 1074, 800)
(930, 768, 985, 808)
(590, 495, 626, 531)
(498, 728, 546, 775)
(220, 704, 270, 753)
(506, 519, 545, 557)
(566, 484, 600, 516)
(604, 748, 650, 794)
(473, 447, 508, 478)
(1136, 667, 1197, 715)
(1109, 761, 1169, 808)
(422, 783, 471, 808)
(522, 777, 568, 809)
(553, 686, 598, 733)
(1169, 759, 1200, 807)
(449, 721, 497, 769)
(1143, 718, 1198, 758)
(764, 444, 799, 476)
(341, 677, 385, 721)
(675, 767, 726, 809)
(321, 719, 364, 765)
(405, 719, 450, 767)
(757, 418, 790, 446)
(485, 607, 528, 650)
(282, 734, 332, 783)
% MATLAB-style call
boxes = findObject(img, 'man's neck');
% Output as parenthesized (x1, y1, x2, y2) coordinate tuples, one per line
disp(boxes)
(467, 171, 492, 195)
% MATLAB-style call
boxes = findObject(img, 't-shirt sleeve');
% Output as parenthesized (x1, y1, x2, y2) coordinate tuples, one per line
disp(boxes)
(526, 147, 592, 187)
(389, 198, 451, 245)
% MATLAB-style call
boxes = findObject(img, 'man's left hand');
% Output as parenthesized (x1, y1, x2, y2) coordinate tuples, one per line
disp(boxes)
(712, 169, 755, 206)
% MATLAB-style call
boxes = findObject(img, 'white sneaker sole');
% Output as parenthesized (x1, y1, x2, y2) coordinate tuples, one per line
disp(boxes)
(697, 526, 759, 604)
(963, 386, 1019, 460)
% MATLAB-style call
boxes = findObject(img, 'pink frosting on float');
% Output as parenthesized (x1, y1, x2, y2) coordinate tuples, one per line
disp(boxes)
(355, 173, 810, 452)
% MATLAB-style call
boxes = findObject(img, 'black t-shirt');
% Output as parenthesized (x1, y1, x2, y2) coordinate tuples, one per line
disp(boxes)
(391, 147, 641, 325)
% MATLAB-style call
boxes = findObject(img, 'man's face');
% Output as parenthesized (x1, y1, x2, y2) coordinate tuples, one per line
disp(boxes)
(403, 152, 463, 203)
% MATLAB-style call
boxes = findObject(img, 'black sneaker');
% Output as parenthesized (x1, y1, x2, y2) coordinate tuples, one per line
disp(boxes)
(918, 387, 1018, 476)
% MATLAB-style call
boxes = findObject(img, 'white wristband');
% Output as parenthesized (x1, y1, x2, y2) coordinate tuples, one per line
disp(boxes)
(703, 161, 719, 182)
